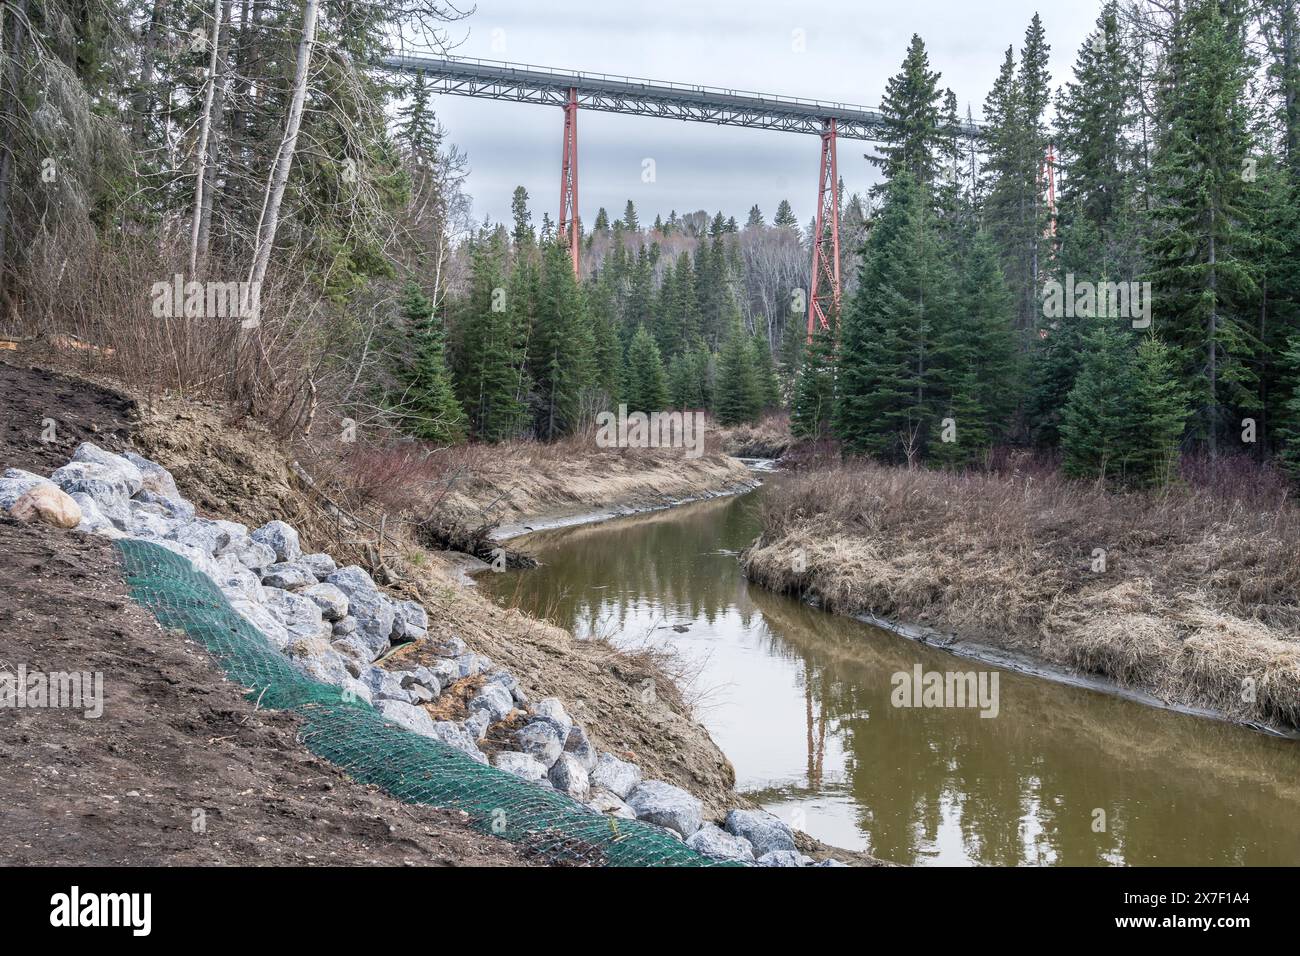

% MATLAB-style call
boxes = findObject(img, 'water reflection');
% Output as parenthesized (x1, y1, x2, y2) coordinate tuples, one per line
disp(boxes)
(481, 487, 1300, 866)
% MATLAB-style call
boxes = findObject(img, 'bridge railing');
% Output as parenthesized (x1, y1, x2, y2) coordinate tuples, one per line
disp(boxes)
(385, 52, 890, 116)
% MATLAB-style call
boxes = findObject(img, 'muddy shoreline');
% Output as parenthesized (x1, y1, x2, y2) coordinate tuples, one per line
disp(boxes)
(491, 475, 765, 542)
(844, 605, 1300, 740)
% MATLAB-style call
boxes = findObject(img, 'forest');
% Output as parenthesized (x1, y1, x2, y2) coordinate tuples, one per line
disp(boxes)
(4, 0, 1300, 489)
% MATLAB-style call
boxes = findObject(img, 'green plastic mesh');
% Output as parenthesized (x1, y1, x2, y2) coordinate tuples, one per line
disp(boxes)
(114, 538, 728, 867)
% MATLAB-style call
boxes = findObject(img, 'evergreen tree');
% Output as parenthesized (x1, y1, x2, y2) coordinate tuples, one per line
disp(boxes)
(1060, 326, 1138, 481)
(623, 325, 669, 412)
(529, 240, 596, 438)
(453, 231, 526, 441)
(1131, 335, 1191, 486)
(930, 230, 1022, 464)
(623, 199, 640, 233)
(1055, 2, 1138, 239)
(1252, 159, 1300, 450)
(398, 281, 466, 443)
(791, 320, 836, 440)
(395, 76, 442, 157)
(774, 200, 799, 230)
(665, 350, 700, 408)
(1145, 0, 1262, 455)
(982, 16, 1052, 332)
(714, 313, 761, 426)
(1275, 334, 1300, 476)
(591, 301, 623, 407)
(1061, 328, 1187, 486)
(752, 332, 782, 409)
(510, 186, 534, 247)
(836, 173, 955, 461)
(871, 34, 945, 189)
(779, 317, 806, 378)
(692, 342, 715, 409)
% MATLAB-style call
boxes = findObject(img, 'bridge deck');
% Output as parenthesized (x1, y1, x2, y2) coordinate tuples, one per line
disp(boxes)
(380, 55, 981, 142)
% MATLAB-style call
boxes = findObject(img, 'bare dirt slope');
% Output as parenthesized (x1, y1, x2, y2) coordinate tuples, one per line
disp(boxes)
(0, 362, 136, 473)
(1, 358, 750, 822)
(437, 442, 757, 540)
(123, 399, 748, 818)
(0, 515, 535, 866)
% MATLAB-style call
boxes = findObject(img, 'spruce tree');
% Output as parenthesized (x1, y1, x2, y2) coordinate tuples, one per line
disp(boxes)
(751, 333, 782, 410)
(529, 240, 596, 439)
(1061, 329, 1188, 486)
(1055, 2, 1138, 240)
(1145, 0, 1262, 455)
(981, 16, 1052, 332)
(453, 231, 526, 442)
(871, 34, 945, 190)
(835, 173, 955, 461)
(930, 230, 1022, 465)
(399, 282, 466, 444)
(1060, 325, 1141, 481)
(714, 315, 761, 426)
(1131, 335, 1191, 487)
(510, 186, 534, 247)
(774, 200, 799, 231)
(1275, 335, 1300, 476)
(791, 320, 836, 440)
(668, 352, 704, 408)
(623, 325, 669, 413)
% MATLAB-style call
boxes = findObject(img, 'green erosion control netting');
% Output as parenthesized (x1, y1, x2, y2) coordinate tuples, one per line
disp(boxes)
(115, 538, 727, 867)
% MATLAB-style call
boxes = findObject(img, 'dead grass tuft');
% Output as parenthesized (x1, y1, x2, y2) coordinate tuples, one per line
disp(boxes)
(744, 458, 1300, 729)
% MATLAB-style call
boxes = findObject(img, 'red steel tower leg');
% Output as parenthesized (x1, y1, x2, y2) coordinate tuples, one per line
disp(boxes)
(807, 119, 841, 340)
(559, 87, 580, 277)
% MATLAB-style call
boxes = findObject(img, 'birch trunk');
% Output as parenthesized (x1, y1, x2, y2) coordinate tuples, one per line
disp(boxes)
(188, 0, 226, 277)
(242, 0, 319, 315)
(196, 0, 234, 273)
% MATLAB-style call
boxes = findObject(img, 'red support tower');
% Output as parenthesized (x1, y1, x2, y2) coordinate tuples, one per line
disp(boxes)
(559, 87, 580, 276)
(807, 119, 841, 340)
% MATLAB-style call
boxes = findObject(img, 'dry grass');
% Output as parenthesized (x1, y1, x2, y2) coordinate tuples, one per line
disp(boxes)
(717, 411, 793, 458)
(743, 457, 1300, 729)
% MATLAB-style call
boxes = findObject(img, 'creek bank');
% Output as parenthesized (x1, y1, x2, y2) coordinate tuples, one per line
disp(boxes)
(831, 601, 1300, 739)
(746, 542, 1300, 739)
(1, 442, 839, 866)
(437, 441, 756, 544)
(491, 478, 764, 542)
(743, 463, 1300, 737)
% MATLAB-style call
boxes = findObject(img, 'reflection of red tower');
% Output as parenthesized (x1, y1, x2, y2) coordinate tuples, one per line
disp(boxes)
(559, 87, 580, 276)
(805, 678, 827, 787)
(807, 119, 841, 341)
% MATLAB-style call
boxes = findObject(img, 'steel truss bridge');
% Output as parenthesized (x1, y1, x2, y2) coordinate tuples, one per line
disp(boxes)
(380, 54, 989, 336)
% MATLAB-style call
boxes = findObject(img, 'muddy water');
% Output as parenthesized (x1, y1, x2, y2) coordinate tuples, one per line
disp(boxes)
(480, 486, 1300, 866)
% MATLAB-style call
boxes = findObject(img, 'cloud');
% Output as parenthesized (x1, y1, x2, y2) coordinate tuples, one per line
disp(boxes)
(429, 0, 1102, 225)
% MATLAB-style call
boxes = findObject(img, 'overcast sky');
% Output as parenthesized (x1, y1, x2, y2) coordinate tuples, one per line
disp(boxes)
(419, 0, 1104, 228)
